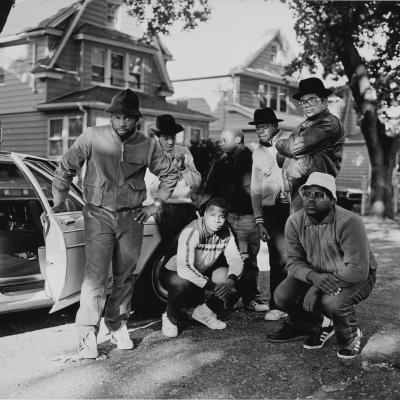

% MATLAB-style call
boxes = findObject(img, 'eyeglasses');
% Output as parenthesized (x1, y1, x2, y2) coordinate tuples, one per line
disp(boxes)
(298, 97, 321, 109)
(300, 190, 328, 200)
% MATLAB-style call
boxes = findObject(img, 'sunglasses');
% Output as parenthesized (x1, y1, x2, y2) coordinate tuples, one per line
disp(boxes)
(300, 190, 328, 200)
(298, 97, 321, 109)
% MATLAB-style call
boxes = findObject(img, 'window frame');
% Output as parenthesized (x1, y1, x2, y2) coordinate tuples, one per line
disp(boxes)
(258, 82, 288, 113)
(106, 1, 121, 30)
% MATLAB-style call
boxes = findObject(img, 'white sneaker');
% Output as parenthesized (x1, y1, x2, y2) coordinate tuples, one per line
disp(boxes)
(162, 313, 178, 338)
(78, 330, 99, 359)
(192, 304, 227, 330)
(264, 309, 288, 321)
(110, 323, 134, 350)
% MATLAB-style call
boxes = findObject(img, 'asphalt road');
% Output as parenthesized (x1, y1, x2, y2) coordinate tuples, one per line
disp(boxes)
(0, 217, 399, 399)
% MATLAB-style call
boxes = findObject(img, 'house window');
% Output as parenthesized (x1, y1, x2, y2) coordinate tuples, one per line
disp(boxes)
(128, 55, 143, 90)
(48, 116, 83, 157)
(91, 48, 106, 83)
(111, 52, 124, 87)
(279, 87, 288, 113)
(106, 2, 121, 29)
(269, 85, 278, 111)
(268, 44, 278, 62)
(190, 127, 203, 143)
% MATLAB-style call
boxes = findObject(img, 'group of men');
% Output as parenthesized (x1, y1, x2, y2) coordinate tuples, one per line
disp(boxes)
(52, 76, 376, 361)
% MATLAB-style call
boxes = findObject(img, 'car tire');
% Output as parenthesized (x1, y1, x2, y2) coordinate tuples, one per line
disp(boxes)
(131, 244, 170, 316)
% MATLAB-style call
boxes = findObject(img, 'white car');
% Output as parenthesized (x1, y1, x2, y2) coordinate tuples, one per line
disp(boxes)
(0, 151, 169, 314)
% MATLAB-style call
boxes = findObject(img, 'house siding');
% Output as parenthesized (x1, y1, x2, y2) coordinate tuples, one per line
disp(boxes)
(79, 0, 106, 27)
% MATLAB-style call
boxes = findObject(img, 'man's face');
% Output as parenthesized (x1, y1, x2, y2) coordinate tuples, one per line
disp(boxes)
(300, 185, 333, 218)
(204, 205, 227, 233)
(298, 93, 327, 119)
(158, 134, 176, 153)
(111, 114, 137, 138)
(255, 123, 279, 145)
(219, 130, 238, 154)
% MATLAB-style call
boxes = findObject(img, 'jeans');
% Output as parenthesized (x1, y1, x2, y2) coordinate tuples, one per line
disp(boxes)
(227, 213, 260, 304)
(274, 271, 376, 345)
(164, 266, 228, 325)
(76, 204, 143, 337)
(262, 202, 290, 308)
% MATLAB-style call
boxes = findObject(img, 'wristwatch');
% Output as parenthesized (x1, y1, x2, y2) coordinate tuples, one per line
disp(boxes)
(153, 199, 163, 208)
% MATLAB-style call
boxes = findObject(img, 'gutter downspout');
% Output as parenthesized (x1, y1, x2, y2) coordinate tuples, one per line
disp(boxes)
(77, 102, 88, 131)
(48, 0, 93, 69)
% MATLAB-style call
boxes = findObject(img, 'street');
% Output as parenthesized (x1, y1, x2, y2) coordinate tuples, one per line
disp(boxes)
(0, 216, 399, 399)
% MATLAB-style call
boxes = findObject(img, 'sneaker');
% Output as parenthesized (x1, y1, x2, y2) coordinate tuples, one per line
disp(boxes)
(337, 328, 363, 359)
(162, 313, 178, 338)
(303, 325, 335, 349)
(78, 330, 99, 359)
(264, 309, 288, 321)
(266, 321, 309, 343)
(192, 304, 227, 330)
(110, 323, 134, 350)
(245, 299, 270, 312)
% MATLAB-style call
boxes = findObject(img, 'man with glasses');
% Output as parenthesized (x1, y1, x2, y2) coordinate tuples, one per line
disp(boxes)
(275, 77, 345, 213)
(249, 108, 289, 321)
(266, 172, 376, 359)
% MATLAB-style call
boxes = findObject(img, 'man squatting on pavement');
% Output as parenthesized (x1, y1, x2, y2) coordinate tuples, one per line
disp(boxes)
(161, 197, 243, 337)
(266, 172, 377, 359)
(52, 89, 179, 359)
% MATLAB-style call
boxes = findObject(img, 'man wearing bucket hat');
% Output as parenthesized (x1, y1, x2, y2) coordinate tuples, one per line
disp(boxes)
(145, 114, 201, 244)
(266, 172, 376, 359)
(52, 89, 179, 359)
(249, 107, 289, 321)
(275, 77, 345, 213)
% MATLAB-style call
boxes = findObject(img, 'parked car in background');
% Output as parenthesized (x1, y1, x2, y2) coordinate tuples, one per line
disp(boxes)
(0, 151, 169, 314)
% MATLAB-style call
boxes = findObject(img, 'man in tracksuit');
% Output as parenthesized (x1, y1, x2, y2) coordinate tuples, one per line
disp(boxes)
(52, 89, 179, 359)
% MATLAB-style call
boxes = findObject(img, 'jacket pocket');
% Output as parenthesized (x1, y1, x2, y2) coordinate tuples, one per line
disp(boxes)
(84, 180, 105, 206)
(128, 184, 146, 208)
(124, 153, 145, 174)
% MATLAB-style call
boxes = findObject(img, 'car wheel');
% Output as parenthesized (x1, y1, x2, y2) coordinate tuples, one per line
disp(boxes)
(131, 244, 169, 315)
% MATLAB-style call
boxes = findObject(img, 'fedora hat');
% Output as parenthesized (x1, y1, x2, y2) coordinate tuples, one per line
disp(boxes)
(151, 114, 183, 136)
(105, 88, 142, 117)
(292, 77, 332, 100)
(299, 172, 337, 200)
(248, 108, 284, 125)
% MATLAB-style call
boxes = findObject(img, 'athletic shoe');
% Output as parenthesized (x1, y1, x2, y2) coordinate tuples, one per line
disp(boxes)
(78, 330, 99, 359)
(162, 313, 178, 338)
(266, 321, 309, 342)
(337, 328, 363, 359)
(110, 323, 134, 350)
(192, 303, 227, 329)
(264, 309, 288, 321)
(303, 325, 335, 349)
(244, 299, 270, 312)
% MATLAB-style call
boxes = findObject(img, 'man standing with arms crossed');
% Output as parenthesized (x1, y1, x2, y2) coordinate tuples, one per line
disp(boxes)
(276, 77, 345, 213)
(52, 89, 179, 359)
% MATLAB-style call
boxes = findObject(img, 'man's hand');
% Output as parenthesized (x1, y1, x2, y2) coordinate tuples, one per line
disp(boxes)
(308, 271, 341, 296)
(257, 223, 271, 242)
(132, 205, 159, 224)
(303, 286, 321, 312)
(213, 278, 235, 300)
(52, 202, 67, 214)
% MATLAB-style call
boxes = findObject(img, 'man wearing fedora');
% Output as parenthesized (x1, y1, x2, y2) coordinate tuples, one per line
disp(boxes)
(275, 77, 345, 213)
(52, 89, 179, 359)
(266, 172, 376, 359)
(202, 128, 269, 313)
(145, 114, 201, 245)
(249, 107, 289, 321)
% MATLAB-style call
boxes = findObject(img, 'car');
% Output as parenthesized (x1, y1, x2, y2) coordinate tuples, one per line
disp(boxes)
(0, 151, 169, 314)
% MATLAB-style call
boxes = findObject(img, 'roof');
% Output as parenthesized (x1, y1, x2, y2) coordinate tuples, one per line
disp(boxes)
(38, 86, 215, 121)
(1, 0, 80, 38)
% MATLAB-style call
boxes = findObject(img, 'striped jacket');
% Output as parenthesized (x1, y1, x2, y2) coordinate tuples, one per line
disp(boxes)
(165, 217, 243, 288)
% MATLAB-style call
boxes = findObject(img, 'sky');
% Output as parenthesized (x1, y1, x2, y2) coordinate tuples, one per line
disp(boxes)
(160, 0, 300, 109)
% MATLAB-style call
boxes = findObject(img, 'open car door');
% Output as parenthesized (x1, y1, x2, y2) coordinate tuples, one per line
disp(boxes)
(14, 154, 86, 313)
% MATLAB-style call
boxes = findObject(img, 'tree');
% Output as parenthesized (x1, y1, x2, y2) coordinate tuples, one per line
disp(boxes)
(0, 0, 210, 37)
(281, 0, 400, 217)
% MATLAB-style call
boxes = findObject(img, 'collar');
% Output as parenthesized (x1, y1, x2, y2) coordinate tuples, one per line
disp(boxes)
(200, 218, 215, 237)
(306, 108, 330, 122)
(303, 206, 335, 226)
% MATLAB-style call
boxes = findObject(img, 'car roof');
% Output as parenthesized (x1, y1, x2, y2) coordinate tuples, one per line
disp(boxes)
(0, 151, 56, 163)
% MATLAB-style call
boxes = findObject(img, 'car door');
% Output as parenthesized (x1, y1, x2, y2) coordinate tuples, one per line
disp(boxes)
(14, 154, 87, 313)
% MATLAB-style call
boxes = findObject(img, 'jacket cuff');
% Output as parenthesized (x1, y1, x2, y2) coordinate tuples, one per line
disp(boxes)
(204, 279, 217, 290)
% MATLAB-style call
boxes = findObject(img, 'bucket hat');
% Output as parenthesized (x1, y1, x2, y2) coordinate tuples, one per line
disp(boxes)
(105, 89, 142, 117)
(299, 172, 337, 200)
(248, 107, 284, 125)
(292, 77, 333, 100)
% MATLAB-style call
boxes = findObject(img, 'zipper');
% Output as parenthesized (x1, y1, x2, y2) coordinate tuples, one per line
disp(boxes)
(120, 143, 124, 162)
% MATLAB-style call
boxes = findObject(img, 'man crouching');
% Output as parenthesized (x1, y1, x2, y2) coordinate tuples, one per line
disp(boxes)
(161, 197, 243, 337)
(266, 172, 376, 359)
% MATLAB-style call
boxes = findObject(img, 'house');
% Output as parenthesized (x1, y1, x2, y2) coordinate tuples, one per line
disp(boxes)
(171, 29, 305, 148)
(0, 0, 214, 158)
